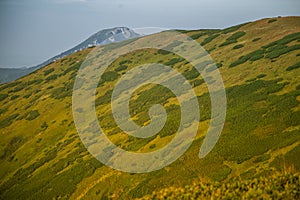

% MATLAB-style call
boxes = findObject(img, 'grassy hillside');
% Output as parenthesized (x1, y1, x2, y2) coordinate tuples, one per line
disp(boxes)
(0, 16, 300, 199)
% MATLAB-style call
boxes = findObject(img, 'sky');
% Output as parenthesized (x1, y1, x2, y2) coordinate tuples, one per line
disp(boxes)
(0, 0, 299, 68)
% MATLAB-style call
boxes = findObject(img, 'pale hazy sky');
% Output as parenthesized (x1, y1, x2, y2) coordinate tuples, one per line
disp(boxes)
(0, 0, 299, 68)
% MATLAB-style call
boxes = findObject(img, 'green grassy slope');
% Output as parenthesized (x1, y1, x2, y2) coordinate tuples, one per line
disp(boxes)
(0, 16, 300, 199)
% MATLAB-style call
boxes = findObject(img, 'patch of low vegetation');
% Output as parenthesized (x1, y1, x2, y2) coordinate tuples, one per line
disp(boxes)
(253, 154, 271, 163)
(119, 59, 132, 66)
(190, 32, 206, 40)
(221, 22, 249, 34)
(0, 81, 20, 91)
(191, 79, 205, 87)
(201, 34, 220, 46)
(44, 68, 55, 76)
(10, 95, 20, 100)
(220, 31, 246, 47)
(41, 122, 48, 130)
(62, 61, 83, 76)
(101, 71, 119, 82)
(28, 79, 43, 86)
(268, 18, 277, 23)
(233, 44, 244, 49)
(266, 44, 300, 59)
(11, 84, 26, 92)
(0, 113, 19, 128)
(45, 74, 58, 82)
(216, 63, 223, 68)
(115, 65, 128, 72)
(50, 82, 74, 99)
(263, 32, 300, 49)
(157, 49, 170, 55)
(0, 107, 8, 115)
(0, 93, 8, 101)
(252, 38, 261, 42)
(286, 61, 300, 71)
(230, 32, 300, 67)
(230, 49, 265, 67)
(26, 110, 40, 121)
(164, 57, 185, 66)
(0, 136, 24, 160)
(182, 67, 200, 80)
(256, 74, 267, 79)
(95, 89, 112, 106)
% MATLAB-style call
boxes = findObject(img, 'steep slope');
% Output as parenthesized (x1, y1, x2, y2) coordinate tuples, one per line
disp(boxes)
(0, 27, 140, 84)
(0, 16, 299, 199)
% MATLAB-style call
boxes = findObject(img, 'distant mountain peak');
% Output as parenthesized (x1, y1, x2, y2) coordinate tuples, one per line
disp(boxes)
(0, 27, 140, 84)
(84, 27, 140, 47)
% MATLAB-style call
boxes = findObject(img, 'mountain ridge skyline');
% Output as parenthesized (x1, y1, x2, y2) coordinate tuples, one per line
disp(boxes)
(0, 26, 140, 84)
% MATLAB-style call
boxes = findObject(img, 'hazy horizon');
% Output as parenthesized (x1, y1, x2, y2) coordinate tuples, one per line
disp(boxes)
(0, 0, 299, 69)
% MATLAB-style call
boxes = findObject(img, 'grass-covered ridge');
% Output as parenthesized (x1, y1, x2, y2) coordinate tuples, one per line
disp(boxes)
(0, 16, 299, 199)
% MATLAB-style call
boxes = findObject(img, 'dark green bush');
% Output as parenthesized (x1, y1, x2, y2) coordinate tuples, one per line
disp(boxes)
(0, 108, 8, 115)
(101, 71, 119, 82)
(47, 86, 54, 89)
(266, 44, 300, 59)
(249, 51, 264, 61)
(220, 31, 246, 47)
(0, 136, 24, 160)
(23, 93, 32, 99)
(190, 32, 206, 40)
(257, 74, 267, 79)
(63, 61, 83, 75)
(41, 122, 48, 130)
(0, 93, 8, 101)
(115, 65, 128, 72)
(95, 90, 112, 106)
(286, 62, 300, 71)
(263, 32, 300, 49)
(165, 57, 185, 66)
(44, 68, 55, 76)
(230, 49, 265, 67)
(28, 79, 43, 85)
(119, 60, 132, 65)
(201, 34, 220, 46)
(10, 95, 20, 100)
(0, 81, 20, 91)
(191, 79, 205, 87)
(12, 84, 26, 92)
(0, 113, 19, 128)
(50, 82, 74, 99)
(216, 63, 223, 68)
(252, 38, 261, 42)
(45, 74, 58, 82)
(233, 44, 244, 49)
(26, 110, 40, 121)
(182, 67, 200, 80)
(157, 49, 170, 55)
